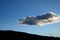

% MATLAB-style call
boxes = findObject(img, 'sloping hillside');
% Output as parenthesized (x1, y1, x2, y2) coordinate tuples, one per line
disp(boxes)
(0, 30, 60, 40)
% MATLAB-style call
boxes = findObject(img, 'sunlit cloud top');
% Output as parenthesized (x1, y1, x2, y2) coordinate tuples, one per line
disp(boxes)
(19, 12, 60, 26)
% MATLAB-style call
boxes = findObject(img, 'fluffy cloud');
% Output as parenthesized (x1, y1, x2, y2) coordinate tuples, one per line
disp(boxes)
(19, 12, 60, 26)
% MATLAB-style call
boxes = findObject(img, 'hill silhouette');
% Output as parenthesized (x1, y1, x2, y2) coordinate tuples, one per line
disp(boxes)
(0, 30, 60, 40)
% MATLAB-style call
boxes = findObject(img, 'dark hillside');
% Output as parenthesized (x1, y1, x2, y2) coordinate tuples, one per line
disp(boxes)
(0, 30, 60, 40)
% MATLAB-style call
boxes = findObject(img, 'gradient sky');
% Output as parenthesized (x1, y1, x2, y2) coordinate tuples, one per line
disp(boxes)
(0, 0, 60, 37)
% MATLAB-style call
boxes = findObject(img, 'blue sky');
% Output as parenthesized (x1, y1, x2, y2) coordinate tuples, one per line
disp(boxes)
(0, 0, 60, 37)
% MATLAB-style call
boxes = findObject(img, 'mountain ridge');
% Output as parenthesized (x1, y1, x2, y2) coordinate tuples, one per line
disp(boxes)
(0, 30, 60, 40)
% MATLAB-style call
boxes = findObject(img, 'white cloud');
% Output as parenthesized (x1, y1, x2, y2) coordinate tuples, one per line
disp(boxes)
(19, 12, 60, 26)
